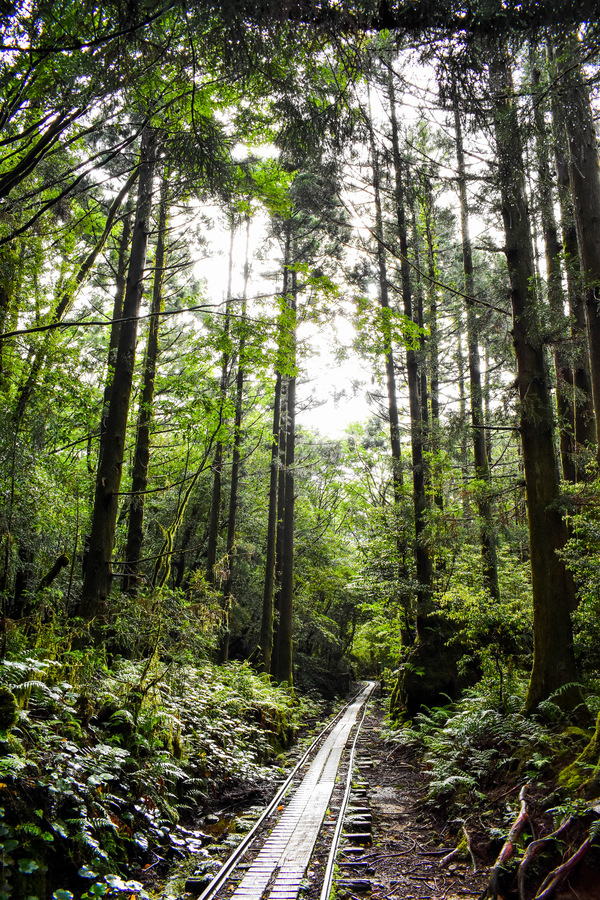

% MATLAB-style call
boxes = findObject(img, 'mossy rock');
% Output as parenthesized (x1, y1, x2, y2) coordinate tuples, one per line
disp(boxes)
(559, 711, 600, 795)
(564, 725, 593, 742)
(0, 687, 18, 731)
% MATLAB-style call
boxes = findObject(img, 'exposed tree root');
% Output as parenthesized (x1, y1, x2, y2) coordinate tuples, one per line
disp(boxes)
(533, 835, 591, 900)
(517, 816, 574, 900)
(479, 785, 528, 900)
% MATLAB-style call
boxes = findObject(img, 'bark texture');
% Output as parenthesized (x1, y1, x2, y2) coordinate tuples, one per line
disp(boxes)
(222, 215, 250, 662)
(453, 94, 499, 598)
(552, 31, 600, 468)
(549, 68, 595, 469)
(261, 230, 292, 674)
(274, 265, 297, 686)
(79, 129, 157, 618)
(99, 201, 134, 465)
(123, 174, 169, 594)
(489, 43, 582, 716)
(388, 78, 432, 624)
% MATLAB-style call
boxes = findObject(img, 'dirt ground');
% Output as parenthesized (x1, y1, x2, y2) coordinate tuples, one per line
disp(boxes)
(330, 701, 488, 900)
(335, 698, 600, 900)
(172, 692, 600, 900)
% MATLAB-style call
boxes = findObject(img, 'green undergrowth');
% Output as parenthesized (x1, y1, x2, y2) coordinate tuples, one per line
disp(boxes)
(384, 680, 599, 816)
(0, 649, 315, 900)
(380, 680, 600, 898)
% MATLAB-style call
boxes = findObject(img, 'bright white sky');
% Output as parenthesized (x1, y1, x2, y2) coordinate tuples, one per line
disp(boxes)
(194, 221, 373, 439)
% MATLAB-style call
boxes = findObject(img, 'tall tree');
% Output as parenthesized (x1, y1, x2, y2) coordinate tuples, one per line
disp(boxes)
(550, 30, 600, 468)
(274, 262, 297, 686)
(98, 201, 134, 465)
(79, 128, 157, 618)
(260, 232, 292, 674)
(488, 41, 583, 715)
(530, 51, 580, 483)
(548, 48, 595, 471)
(207, 217, 236, 661)
(221, 215, 251, 662)
(365, 84, 410, 638)
(123, 173, 170, 595)
(387, 68, 433, 628)
(452, 90, 500, 599)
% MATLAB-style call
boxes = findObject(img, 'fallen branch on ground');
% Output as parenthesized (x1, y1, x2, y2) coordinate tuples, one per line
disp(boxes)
(440, 826, 476, 872)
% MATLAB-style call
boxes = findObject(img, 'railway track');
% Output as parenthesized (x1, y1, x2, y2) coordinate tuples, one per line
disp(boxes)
(192, 682, 376, 900)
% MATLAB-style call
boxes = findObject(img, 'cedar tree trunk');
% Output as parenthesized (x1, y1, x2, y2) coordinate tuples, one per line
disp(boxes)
(123, 174, 169, 594)
(79, 128, 157, 618)
(489, 43, 583, 716)
(453, 94, 500, 599)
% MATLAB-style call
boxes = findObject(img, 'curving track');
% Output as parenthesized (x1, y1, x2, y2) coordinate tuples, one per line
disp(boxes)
(197, 682, 376, 900)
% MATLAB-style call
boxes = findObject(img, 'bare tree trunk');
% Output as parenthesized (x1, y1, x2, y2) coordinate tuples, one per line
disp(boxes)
(489, 43, 583, 717)
(366, 89, 412, 640)
(123, 174, 169, 594)
(531, 53, 577, 483)
(79, 128, 157, 619)
(411, 202, 430, 438)
(550, 35, 596, 472)
(208, 221, 236, 608)
(453, 93, 500, 599)
(422, 176, 441, 438)
(98, 202, 134, 465)
(275, 264, 297, 686)
(456, 315, 471, 518)
(260, 371, 283, 674)
(261, 230, 291, 674)
(271, 376, 288, 677)
(551, 30, 600, 467)
(387, 73, 432, 627)
(221, 215, 251, 663)
(368, 93, 403, 497)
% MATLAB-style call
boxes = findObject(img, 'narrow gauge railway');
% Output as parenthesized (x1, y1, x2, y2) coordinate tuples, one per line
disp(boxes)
(195, 682, 376, 900)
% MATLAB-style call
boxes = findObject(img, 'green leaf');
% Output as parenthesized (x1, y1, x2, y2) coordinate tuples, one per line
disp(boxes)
(18, 858, 39, 874)
(53, 892, 74, 900)
(79, 865, 99, 879)
(51, 821, 68, 839)
(87, 885, 108, 897)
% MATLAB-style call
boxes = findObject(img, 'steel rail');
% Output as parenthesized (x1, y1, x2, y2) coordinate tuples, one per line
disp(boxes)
(197, 684, 367, 900)
(318, 682, 374, 900)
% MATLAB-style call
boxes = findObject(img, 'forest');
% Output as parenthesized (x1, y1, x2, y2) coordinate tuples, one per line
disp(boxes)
(2, 0, 600, 897)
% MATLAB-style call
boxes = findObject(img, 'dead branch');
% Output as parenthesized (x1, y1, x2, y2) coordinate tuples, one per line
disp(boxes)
(517, 817, 574, 900)
(440, 826, 475, 870)
(462, 825, 478, 872)
(441, 845, 461, 866)
(534, 835, 591, 900)
(479, 785, 529, 900)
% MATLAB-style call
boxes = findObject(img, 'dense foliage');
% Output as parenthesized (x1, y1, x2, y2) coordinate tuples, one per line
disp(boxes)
(2, 0, 600, 896)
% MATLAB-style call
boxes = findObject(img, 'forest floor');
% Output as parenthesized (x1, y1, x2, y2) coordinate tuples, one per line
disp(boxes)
(173, 693, 600, 900)
(305, 699, 488, 900)
(310, 697, 600, 900)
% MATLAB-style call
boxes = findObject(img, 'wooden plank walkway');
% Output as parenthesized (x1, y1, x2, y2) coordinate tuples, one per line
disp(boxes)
(229, 684, 373, 900)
